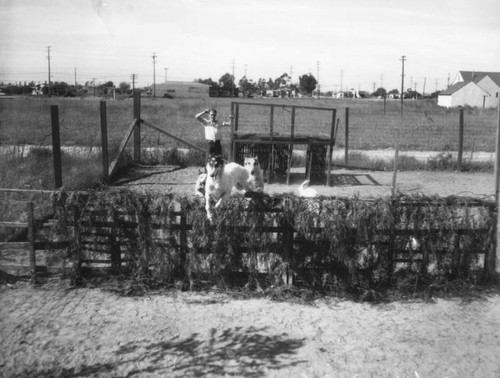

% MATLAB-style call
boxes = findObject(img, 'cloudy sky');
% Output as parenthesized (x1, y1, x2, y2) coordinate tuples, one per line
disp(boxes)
(1, 0, 499, 93)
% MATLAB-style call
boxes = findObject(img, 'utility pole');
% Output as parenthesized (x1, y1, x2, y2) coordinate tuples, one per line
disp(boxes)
(340, 69, 344, 93)
(447, 73, 450, 88)
(152, 52, 157, 97)
(130, 74, 138, 93)
(400, 55, 406, 116)
(380, 73, 384, 89)
(317, 61, 320, 98)
(92, 78, 96, 97)
(74, 67, 77, 88)
(164, 68, 168, 83)
(373, 82, 376, 94)
(46, 46, 51, 96)
(231, 59, 235, 97)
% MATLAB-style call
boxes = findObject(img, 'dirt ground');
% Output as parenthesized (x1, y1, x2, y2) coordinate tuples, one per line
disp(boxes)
(1, 281, 499, 378)
(114, 165, 497, 200)
(2, 167, 500, 378)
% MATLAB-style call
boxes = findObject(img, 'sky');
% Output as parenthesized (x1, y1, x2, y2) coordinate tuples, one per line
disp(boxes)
(1, 0, 499, 93)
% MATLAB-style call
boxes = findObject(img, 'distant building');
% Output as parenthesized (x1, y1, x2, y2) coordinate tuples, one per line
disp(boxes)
(438, 71, 500, 108)
(153, 81, 210, 98)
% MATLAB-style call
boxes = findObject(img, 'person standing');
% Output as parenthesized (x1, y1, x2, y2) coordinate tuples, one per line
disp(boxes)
(195, 108, 232, 156)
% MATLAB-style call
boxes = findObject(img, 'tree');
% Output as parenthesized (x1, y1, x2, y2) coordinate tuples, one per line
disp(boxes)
(274, 73, 290, 89)
(238, 76, 257, 97)
(218, 73, 234, 90)
(299, 73, 317, 96)
(373, 87, 387, 97)
(119, 81, 131, 93)
(195, 78, 218, 87)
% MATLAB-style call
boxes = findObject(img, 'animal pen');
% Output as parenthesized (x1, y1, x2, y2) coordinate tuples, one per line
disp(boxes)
(229, 101, 338, 185)
(1, 94, 500, 290)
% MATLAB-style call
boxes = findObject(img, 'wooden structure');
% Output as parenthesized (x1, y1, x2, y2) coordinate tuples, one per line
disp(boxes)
(1, 190, 497, 285)
(229, 101, 338, 185)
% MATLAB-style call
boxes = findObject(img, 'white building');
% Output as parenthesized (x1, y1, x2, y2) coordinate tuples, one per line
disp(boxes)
(438, 71, 500, 108)
(153, 81, 210, 98)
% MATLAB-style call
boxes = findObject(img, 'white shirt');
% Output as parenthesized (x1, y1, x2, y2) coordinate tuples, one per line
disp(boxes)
(197, 117, 230, 141)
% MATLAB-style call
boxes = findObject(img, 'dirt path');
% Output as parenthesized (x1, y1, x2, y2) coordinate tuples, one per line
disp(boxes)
(113, 165, 496, 200)
(1, 282, 499, 378)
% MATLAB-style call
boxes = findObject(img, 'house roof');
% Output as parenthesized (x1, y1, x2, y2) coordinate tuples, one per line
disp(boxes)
(439, 81, 468, 95)
(459, 71, 500, 87)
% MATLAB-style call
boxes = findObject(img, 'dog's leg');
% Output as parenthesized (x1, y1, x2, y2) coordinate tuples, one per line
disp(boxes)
(205, 192, 213, 222)
(214, 192, 227, 208)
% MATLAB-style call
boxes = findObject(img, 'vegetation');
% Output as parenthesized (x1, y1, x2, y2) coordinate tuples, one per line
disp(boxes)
(49, 190, 496, 300)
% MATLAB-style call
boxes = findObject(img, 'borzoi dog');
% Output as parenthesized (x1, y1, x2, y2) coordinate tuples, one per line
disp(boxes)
(205, 155, 250, 222)
(244, 156, 264, 192)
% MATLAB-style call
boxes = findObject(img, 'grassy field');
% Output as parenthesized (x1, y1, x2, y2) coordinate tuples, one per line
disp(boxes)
(0, 96, 497, 190)
(1, 96, 497, 152)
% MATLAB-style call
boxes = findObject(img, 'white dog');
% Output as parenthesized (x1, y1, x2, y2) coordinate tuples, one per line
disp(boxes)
(205, 155, 250, 222)
(244, 156, 264, 192)
(195, 172, 207, 197)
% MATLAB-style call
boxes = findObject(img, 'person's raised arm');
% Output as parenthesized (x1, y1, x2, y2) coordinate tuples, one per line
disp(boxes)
(221, 115, 233, 127)
(195, 109, 210, 124)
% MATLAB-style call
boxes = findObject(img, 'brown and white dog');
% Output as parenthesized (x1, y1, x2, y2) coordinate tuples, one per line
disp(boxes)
(204, 154, 250, 222)
(244, 156, 264, 192)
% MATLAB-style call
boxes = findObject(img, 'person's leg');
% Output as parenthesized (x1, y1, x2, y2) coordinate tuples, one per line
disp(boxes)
(214, 140, 222, 156)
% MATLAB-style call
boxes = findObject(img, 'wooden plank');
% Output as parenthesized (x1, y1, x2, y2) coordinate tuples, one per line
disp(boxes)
(0, 242, 31, 251)
(141, 120, 206, 153)
(231, 101, 336, 112)
(51, 105, 63, 189)
(100, 100, 109, 182)
(0, 221, 28, 228)
(108, 118, 139, 179)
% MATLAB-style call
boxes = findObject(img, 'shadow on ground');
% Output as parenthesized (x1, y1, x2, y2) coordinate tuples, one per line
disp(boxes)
(16, 326, 306, 377)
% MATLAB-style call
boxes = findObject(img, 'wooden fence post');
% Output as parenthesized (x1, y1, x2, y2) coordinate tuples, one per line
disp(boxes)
(281, 215, 294, 286)
(26, 201, 36, 284)
(50, 105, 63, 189)
(286, 107, 296, 185)
(458, 107, 464, 171)
(344, 107, 349, 166)
(100, 101, 109, 182)
(133, 91, 141, 163)
(326, 108, 337, 186)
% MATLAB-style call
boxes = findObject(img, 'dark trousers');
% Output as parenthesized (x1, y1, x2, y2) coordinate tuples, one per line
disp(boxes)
(207, 140, 222, 156)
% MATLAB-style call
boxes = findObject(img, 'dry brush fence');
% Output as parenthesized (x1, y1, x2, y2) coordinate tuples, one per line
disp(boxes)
(45, 190, 497, 292)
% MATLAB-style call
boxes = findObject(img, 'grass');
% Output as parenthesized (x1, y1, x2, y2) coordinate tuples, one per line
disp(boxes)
(0, 96, 497, 190)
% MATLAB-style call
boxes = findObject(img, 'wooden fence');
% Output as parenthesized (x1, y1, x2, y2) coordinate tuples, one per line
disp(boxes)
(3, 190, 496, 288)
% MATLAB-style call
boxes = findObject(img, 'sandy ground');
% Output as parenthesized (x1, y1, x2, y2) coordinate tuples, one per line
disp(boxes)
(1, 282, 500, 378)
(114, 165, 496, 200)
(2, 167, 499, 378)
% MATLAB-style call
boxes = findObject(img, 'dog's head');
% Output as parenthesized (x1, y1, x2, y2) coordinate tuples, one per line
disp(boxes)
(206, 154, 224, 179)
(244, 156, 260, 175)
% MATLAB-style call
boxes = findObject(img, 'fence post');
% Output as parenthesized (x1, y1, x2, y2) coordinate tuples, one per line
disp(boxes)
(179, 208, 188, 278)
(100, 101, 109, 182)
(50, 105, 63, 189)
(26, 201, 36, 284)
(286, 107, 296, 185)
(133, 91, 141, 163)
(344, 107, 349, 165)
(281, 214, 294, 286)
(326, 108, 337, 186)
(458, 107, 464, 171)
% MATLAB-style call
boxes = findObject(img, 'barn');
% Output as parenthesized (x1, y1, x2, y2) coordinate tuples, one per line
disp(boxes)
(153, 81, 210, 98)
(438, 71, 500, 108)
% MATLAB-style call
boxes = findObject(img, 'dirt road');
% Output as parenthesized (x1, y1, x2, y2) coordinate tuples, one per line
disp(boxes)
(1, 282, 499, 378)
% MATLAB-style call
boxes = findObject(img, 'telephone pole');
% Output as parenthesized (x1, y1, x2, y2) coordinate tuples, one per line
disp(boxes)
(317, 61, 320, 98)
(46, 46, 51, 96)
(400, 55, 406, 116)
(152, 52, 157, 97)
(340, 69, 344, 93)
(231, 59, 235, 97)
(164, 68, 168, 83)
(130, 74, 138, 93)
